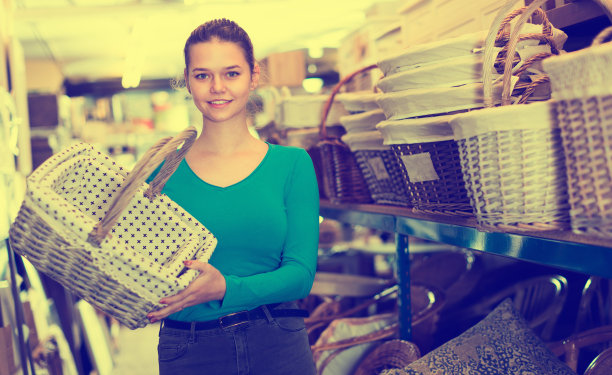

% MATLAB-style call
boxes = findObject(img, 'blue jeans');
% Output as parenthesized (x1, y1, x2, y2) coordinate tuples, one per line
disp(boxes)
(157, 304, 316, 375)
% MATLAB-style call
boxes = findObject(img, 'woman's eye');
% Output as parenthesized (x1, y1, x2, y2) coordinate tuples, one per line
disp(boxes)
(227, 71, 240, 78)
(195, 73, 209, 80)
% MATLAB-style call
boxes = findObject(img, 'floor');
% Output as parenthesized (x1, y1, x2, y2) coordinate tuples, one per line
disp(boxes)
(112, 322, 159, 375)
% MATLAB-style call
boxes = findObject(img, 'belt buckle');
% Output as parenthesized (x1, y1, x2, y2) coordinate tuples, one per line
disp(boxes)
(219, 310, 249, 329)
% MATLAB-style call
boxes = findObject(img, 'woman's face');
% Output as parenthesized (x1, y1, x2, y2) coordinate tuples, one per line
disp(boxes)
(184, 40, 258, 125)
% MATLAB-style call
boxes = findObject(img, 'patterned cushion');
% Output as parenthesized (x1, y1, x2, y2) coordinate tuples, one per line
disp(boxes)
(382, 299, 576, 375)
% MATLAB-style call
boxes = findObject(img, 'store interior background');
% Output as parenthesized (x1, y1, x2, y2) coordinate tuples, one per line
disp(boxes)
(1, 0, 612, 374)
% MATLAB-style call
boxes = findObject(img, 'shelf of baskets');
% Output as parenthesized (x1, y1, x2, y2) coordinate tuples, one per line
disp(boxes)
(319, 200, 612, 340)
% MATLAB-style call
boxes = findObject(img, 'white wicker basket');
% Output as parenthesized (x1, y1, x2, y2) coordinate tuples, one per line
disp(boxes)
(9, 127, 217, 329)
(449, 0, 570, 231)
(542, 26, 612, 238)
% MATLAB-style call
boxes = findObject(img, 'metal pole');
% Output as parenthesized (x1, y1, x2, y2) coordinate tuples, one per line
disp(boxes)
(395, 233, 411, 340)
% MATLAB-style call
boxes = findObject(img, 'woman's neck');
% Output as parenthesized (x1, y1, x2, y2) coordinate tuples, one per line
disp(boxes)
(196, 117, 259, 155)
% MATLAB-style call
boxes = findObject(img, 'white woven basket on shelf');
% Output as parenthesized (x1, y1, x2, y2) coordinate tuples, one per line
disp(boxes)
(339, 109, 387, 133)
(542, 25, 612, 238)
(449, 0, 570, 231)
(9, 127, 217, 329)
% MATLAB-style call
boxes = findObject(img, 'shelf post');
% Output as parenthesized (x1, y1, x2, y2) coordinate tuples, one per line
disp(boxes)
(395, 233, 412, 340)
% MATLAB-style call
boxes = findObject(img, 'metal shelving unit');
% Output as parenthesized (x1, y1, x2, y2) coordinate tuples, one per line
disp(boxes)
(319, 200, 612, 340)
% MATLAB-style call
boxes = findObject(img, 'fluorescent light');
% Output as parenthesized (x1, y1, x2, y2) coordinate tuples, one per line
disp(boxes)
(302, 78, 324, 93)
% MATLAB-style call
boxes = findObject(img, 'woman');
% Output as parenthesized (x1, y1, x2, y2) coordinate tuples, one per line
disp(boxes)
(146, 18, 320, 375)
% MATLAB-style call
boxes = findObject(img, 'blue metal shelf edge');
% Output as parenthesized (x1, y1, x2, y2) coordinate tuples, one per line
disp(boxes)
(320, 202, 612, 279)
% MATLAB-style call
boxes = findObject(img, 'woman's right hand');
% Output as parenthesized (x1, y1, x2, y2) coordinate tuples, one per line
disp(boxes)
(147, 260, 227, 323)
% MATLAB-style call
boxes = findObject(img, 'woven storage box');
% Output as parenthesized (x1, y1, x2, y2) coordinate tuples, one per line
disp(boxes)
(336, 91, 382, 114)
(448, 0, 570, 231)
(542, 26, 612, 238)
(377, 115, 472, 215)
(9, 127, 217, 329)
(342, 131, 411, 207)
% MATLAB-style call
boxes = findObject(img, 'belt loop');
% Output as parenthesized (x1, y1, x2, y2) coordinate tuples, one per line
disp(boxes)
(261, 305, 274, 323)
(159, 320, 165, 337)
(189, 321, 196, 343)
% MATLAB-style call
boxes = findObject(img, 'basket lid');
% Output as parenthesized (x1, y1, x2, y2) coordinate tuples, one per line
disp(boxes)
(340, 109, 387, 133)
(449, 100, 555, 139)
(341, 131, 387, 151)
(376, 115, 455, 144)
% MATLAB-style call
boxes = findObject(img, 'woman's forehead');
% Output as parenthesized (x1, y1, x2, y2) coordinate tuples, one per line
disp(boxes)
(188, 40, 248, 68)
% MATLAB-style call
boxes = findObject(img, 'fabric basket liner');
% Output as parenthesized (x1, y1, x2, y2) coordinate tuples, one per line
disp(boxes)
(9, 128, 217, 328)
(376, 23, 566, 76)
(339, 109, 386, 133)
(377, 44, 553, 92)
(543, 34, 612, 99)
(376, 115, 456, 145)
(376, 78, 518, 120)
(278, 95, 348, 128)
(335, 92, 382, 113)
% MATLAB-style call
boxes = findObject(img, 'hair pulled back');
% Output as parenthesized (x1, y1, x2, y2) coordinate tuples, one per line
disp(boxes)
(184, 18, 255, 73)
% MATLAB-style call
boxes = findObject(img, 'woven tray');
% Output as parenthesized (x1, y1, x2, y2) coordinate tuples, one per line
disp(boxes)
(9, 127, 217, 328)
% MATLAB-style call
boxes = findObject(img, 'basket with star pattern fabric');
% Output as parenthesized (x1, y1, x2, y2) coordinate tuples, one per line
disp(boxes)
(9, 127, 217, 329)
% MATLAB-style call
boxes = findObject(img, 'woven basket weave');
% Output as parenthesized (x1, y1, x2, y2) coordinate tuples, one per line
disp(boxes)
(9, 127, 217, 329)
(542, 26, 612, 238)
(449, 0, 570, 231)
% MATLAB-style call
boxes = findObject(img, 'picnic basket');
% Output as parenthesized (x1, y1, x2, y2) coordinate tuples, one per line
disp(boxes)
(542, 24, 612, 238)
(9, 127, 217, 329)
(449, 0, 570, 231)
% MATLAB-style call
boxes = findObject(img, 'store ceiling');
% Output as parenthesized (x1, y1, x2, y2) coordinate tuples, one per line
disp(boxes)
(12, 0, 397, 86)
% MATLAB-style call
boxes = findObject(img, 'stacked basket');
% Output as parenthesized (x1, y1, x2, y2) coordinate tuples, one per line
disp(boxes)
(449, 0, 571, 231)
(338, 92, 411, 206)
(375, 0, 566, 216)
(9, 127, 217, 329)
(542, 25, 612, 238)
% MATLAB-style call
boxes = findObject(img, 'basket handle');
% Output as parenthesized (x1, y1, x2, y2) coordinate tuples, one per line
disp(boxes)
(483, 0, 550, 107)
(319, 64, 379, 140)
(87, 126, 198, 247)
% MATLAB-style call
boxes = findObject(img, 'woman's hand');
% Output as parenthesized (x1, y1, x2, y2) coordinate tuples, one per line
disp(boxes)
(147, 260, 226, 323)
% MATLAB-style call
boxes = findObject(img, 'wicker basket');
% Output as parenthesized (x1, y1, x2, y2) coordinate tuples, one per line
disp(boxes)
(542, 26, 612, 238)
(342, 131, 411, 207)
(377, 114, 473, 215)
(449, 0, 570, 231)
(9, 127, 217, 329)
(308, 65, 379, 204)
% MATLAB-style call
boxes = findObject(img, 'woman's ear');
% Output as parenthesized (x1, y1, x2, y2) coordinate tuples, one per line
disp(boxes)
(184, 69, 191, 94)
(250, 63, 260, 91)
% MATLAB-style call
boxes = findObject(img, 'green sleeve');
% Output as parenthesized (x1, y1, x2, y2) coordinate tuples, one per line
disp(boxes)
(221, 150, 320, 308)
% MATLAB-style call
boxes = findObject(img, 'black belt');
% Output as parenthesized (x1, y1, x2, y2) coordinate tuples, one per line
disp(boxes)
(161, 305, 309, 330)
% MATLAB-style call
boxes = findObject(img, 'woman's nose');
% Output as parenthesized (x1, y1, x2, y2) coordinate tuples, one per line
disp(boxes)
(210, 76, 226, 93)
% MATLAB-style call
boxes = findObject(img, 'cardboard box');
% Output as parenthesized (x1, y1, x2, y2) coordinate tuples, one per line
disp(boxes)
(261, 49, 306, 87)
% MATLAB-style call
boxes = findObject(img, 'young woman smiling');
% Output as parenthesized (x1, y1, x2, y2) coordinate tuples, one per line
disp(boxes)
(145, 19, 319, 375)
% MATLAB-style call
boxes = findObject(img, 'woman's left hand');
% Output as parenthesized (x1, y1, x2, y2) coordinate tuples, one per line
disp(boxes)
(147, 260, 227, 323)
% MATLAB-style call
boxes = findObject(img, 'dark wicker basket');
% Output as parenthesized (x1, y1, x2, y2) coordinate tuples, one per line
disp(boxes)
(391, 139, 473, 215)
(308, 64, 380, 204)
(353, 148, 411, 207)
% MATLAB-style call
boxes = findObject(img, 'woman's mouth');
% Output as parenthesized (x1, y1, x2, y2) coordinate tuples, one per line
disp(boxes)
(208, 99, 232, 108)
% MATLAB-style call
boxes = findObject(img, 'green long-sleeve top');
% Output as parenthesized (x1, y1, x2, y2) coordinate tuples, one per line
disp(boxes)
(150, 143, 319, 322)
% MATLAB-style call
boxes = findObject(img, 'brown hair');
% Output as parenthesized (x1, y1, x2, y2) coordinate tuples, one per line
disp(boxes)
(184, 18, 255, 73)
